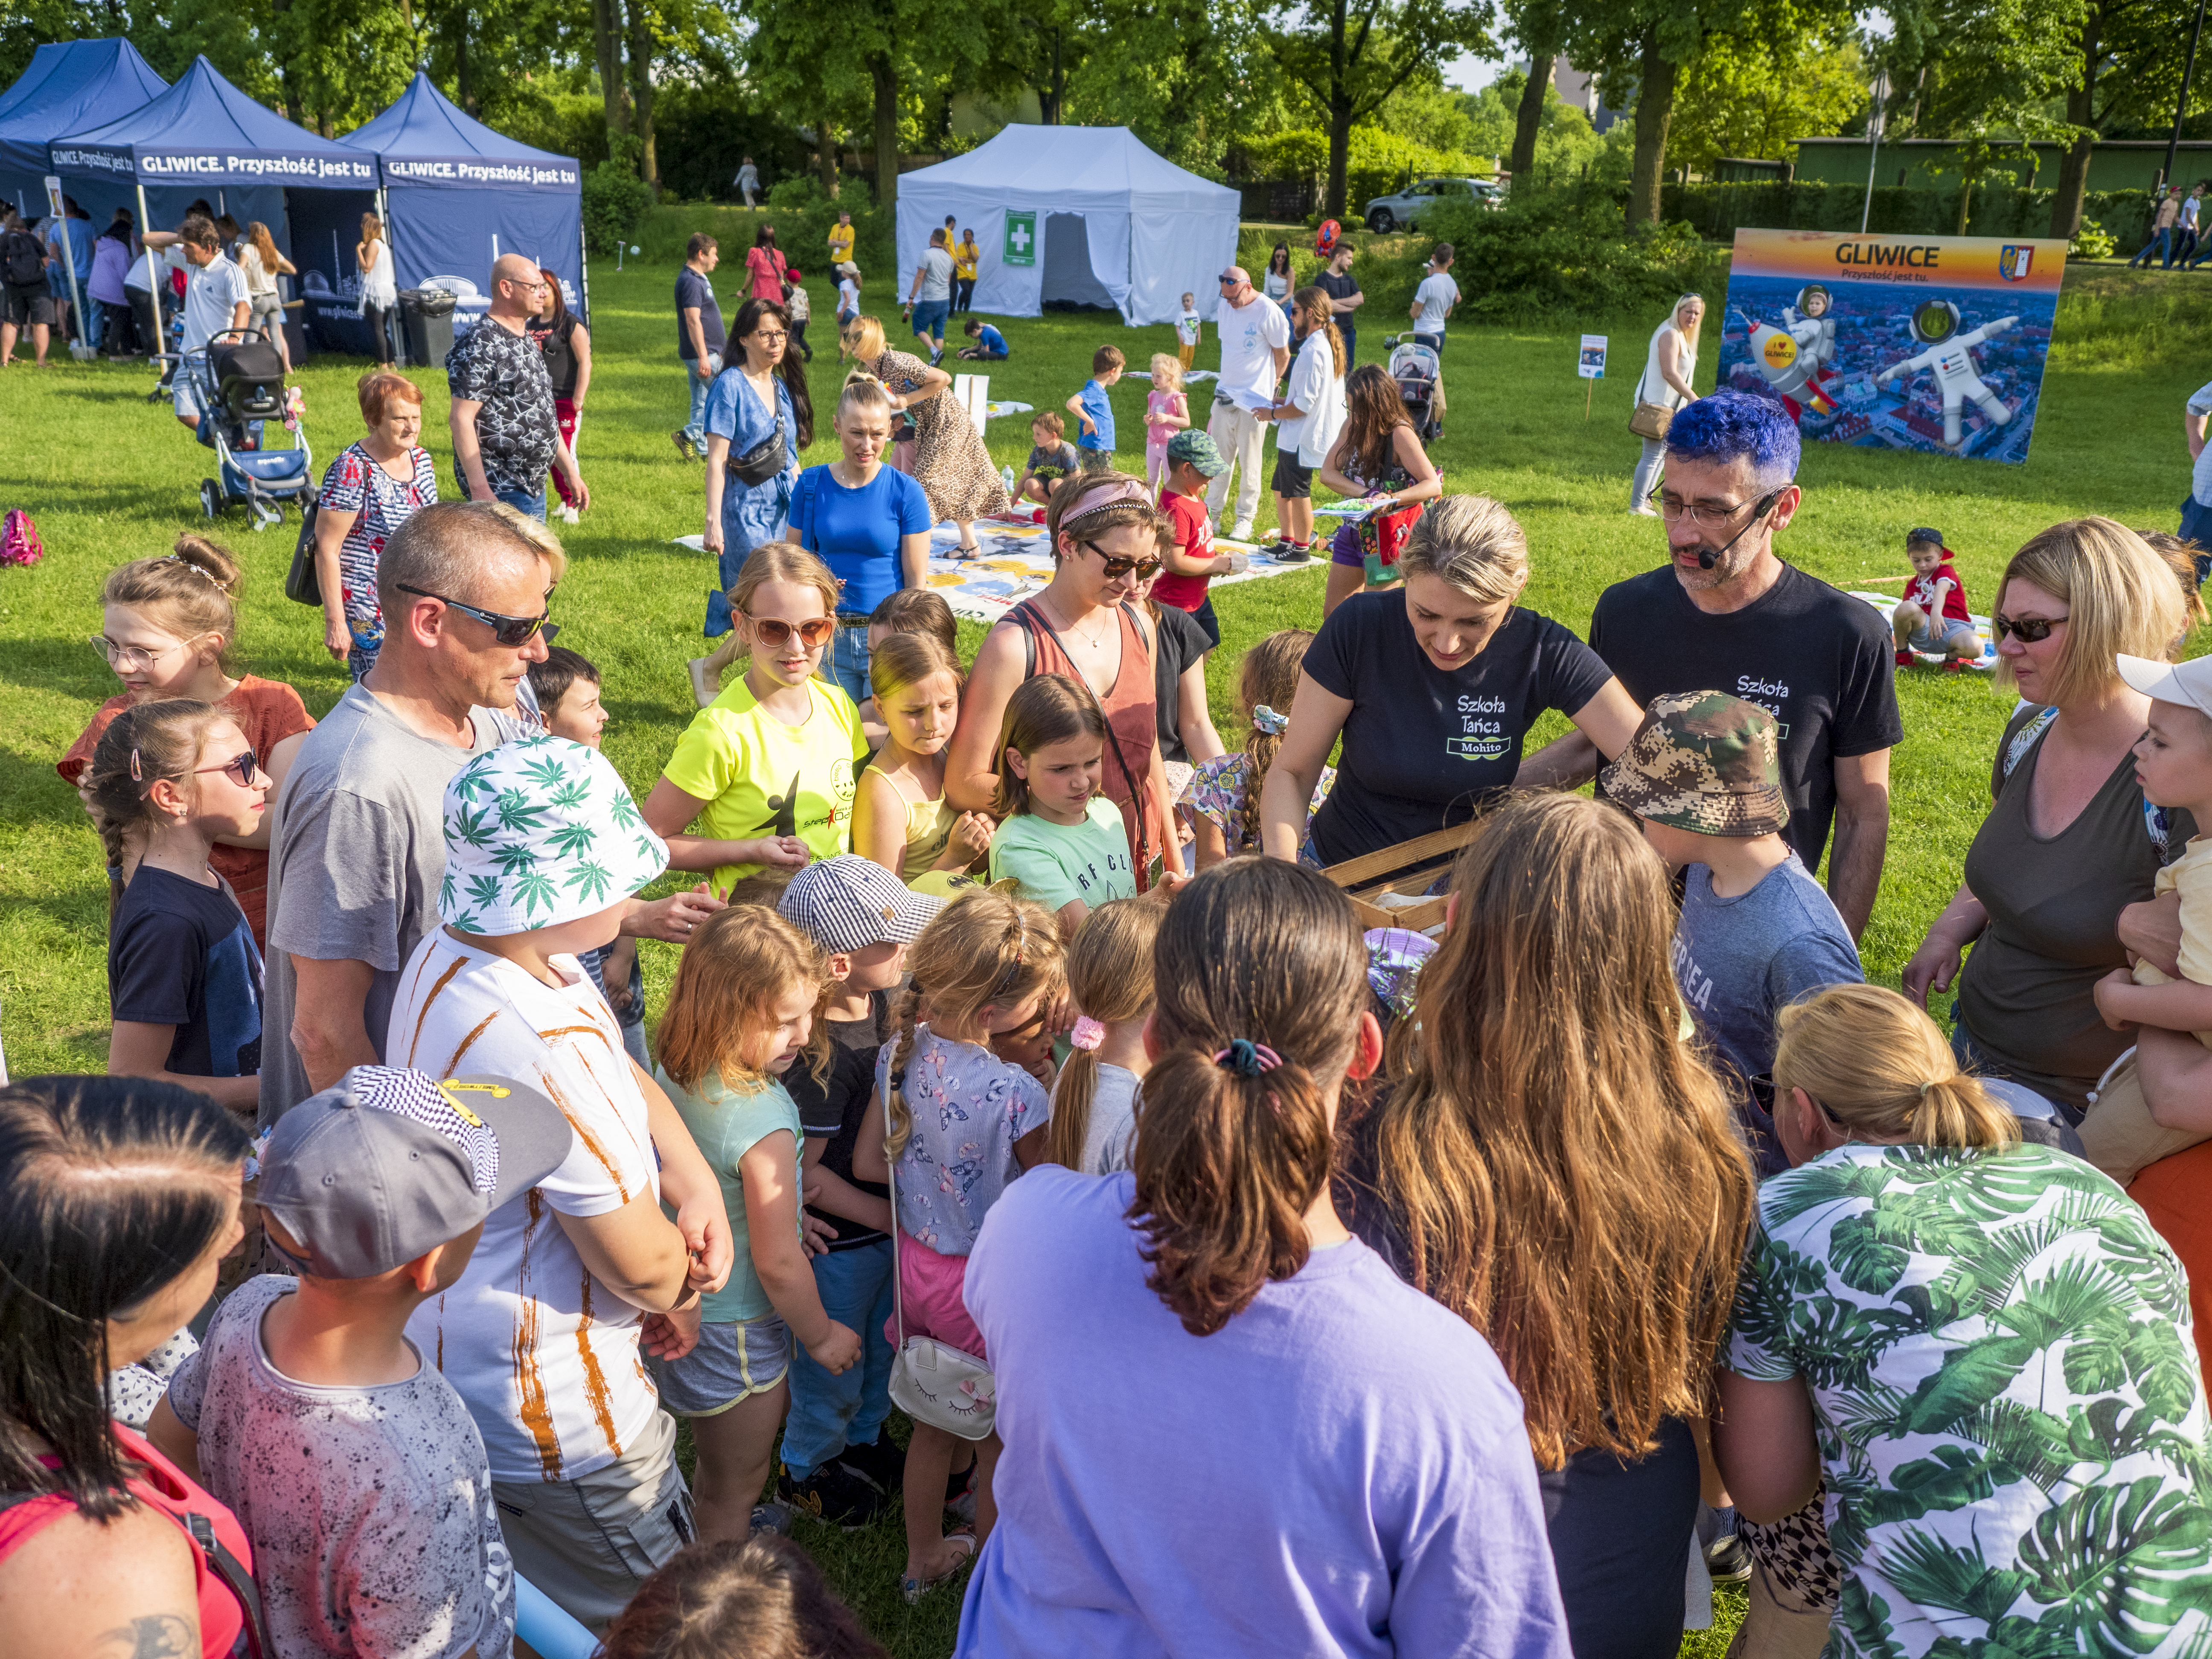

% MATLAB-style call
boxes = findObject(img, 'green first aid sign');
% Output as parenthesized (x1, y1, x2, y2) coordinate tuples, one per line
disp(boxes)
(1003, 211, 1036, 267)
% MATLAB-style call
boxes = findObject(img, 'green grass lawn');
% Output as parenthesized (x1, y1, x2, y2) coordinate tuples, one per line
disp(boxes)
(2, 253, 2206, 1653)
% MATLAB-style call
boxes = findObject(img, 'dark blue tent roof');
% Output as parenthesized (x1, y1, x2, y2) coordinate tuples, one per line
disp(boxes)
(51, 53, 375, 188)
(0, 38, 167, 177)
(342, 72, 579, 193)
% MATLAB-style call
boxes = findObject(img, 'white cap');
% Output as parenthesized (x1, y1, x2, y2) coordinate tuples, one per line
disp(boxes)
(2116, 652, 2212, 719)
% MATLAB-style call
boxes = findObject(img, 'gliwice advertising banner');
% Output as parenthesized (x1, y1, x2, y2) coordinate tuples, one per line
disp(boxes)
(1720, 230, 2066, 464)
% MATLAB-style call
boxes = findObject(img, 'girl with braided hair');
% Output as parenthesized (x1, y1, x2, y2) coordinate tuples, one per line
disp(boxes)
(82, 700, 271, 1116)
(1181, 627, 1332, 867)
(57, 536, 314, 949)
(852, 888, 1064, 1604)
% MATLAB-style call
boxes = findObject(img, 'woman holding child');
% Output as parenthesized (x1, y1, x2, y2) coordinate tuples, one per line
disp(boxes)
(946, 471, 1179, 887)
(1257, 494, 1643, 866)
(1903, 518, 2189, 1117)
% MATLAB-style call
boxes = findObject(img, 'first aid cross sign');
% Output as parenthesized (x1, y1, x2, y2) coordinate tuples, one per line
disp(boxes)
(1003, 211, 1036, 268)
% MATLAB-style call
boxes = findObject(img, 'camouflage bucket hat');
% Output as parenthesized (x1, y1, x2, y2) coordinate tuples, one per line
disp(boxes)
(438, 734, 669, 936)
(1600, 690, 1790, 838)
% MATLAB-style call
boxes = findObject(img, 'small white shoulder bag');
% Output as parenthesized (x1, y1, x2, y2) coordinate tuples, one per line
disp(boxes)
(884, 1089, 998, 1441)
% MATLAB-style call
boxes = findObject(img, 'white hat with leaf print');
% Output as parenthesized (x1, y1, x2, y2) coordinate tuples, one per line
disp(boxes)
(438, 735, 669, 937)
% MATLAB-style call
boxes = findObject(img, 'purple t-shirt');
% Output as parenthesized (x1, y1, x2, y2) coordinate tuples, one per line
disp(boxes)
(956, 1166, 1573, 1659)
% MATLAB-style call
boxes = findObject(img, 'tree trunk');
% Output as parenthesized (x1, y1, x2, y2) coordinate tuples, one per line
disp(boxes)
(592, 0, 630, 140)
(454, 11, 472, 116)
(871, 55, 900, 212)
(2050, 6, 2101, 240)
(626, 0, 658, 194)
(1040, 29, 1064, 123)
(816, 113, 841, 198)
(1956, 174, 1975, 235)
(1324, 0, 1352, 218)
(1626, 26, 1678, 227)
(1511, 54, 1552, 183)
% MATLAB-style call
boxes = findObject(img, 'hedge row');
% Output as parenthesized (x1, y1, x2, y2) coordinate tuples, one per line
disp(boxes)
(1659, 179, 2163, 248)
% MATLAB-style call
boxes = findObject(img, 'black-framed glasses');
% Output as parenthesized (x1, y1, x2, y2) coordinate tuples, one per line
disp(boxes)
(1082, 541, 1163, 582)
(1992, 612, 2067, 644)
(396, 583, 554, 646)
(192, 750, 262, 788)
(1648, 487, 1783, 530)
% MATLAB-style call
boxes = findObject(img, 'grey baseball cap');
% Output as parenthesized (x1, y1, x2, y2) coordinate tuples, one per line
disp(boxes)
(256, 1066, 574, 1279)
(777, 853, 946, 954)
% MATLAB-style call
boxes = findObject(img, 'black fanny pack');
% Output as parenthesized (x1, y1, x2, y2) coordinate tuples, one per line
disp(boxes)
(725, 414, 789, 487)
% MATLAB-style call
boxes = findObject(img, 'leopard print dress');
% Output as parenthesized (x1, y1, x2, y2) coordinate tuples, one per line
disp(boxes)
(868, 347, 1010, 526)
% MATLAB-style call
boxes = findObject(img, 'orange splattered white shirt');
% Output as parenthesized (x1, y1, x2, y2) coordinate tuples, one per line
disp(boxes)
(391, 931, 661, 1484)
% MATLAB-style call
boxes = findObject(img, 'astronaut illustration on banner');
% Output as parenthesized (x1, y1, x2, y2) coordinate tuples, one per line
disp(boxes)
(1719, 228, 2064, 465)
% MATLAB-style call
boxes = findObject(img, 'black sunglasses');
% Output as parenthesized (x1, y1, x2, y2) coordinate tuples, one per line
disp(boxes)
(192, 750, 262, 789)
(1991, 612, 2066, 644)
(397, 583, 556, 646)
(1082, 541, 1163, 582)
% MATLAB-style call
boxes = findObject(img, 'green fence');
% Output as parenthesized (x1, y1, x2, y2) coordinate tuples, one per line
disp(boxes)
(1659, 180, 2162, 250)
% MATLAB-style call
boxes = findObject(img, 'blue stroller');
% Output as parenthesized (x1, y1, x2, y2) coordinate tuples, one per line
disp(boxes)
(189, 331, 313, 531)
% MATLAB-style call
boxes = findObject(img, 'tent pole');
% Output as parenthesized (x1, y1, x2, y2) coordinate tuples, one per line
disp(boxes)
(136, 181, 163, 361)
(577, 212, 591, 326)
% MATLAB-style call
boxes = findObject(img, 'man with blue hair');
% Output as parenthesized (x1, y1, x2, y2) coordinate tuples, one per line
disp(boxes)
(1522, 389, 1900, 940)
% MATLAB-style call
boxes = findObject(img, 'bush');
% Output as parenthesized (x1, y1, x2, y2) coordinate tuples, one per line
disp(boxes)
(1241, 125, 1496, 215)
(583, 140, 654, 256)
(1422, 193, 1721, 323)
(2072, 219, 2118, 260)
(1659, 179, 2161, 249)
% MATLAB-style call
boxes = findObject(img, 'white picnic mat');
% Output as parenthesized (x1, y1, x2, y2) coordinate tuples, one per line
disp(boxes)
(671, 518, 1317, 624)
(1845, 591, 1997, 671)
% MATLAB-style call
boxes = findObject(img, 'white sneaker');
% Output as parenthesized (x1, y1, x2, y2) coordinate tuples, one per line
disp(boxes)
(1229, 521, 1255, 542)
(558, 504, 580, 525)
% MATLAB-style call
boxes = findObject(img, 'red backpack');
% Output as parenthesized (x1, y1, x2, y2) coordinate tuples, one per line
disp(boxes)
(0, 507, 42, 567)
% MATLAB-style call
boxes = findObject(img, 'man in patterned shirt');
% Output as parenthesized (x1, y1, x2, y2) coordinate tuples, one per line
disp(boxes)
(447, 253, 588, 522)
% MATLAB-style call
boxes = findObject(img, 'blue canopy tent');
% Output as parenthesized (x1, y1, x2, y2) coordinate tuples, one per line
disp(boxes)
(0, 38, 167, 222)
(341, 71, 587, 323)
(51, 55, 381, 353)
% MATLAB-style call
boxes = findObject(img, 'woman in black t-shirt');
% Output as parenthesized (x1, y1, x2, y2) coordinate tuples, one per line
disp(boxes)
(529, 268, 591, 524)
(1258, 494, 1642, 866)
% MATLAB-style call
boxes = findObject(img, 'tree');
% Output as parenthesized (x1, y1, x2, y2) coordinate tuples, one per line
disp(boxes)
(1667, 23, 1865, 174)
(1503, 0, 1567, 181)
(1267, 0, 1496, 217)
(2042, 0, 2208, 238)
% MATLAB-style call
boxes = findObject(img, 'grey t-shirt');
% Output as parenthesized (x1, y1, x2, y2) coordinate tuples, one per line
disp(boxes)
(166, 1275, 517, 1659)
(1674, 854, 1863, 1146)
(916, 246, 955, 303)
(260, 684, 523, 1125)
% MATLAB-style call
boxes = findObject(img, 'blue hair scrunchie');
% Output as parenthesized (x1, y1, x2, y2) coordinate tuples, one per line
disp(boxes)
(1212, 1039, 1282, 1077)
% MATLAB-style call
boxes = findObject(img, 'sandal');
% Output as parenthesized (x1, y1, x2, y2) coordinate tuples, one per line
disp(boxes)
(901, 1529, 978, 1604)
(687, 657, 719, 709)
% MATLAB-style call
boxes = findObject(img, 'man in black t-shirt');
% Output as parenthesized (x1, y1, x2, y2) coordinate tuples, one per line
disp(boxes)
(1520, 390, 1900, 940)
(1314, 243, 1364, 373)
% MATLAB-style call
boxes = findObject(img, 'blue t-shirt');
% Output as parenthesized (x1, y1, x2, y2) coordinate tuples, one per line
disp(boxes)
(1077, 378, 1115, 451)
(790, 462, 934, 616)
(975, 324, 1008, 355)
(1674, 854, 1863, 1169)
(675, 265, 725, 360)
(107, 866, 263, 1078)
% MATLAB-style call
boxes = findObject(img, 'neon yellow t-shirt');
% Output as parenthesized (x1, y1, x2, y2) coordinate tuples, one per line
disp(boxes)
(660, 676, 867, 891)
(828, 223, 855, 265)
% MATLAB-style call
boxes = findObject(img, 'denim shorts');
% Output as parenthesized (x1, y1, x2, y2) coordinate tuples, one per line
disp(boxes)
(911, 298, 950, 338)
(1908, 617, 1978, 654)
(646, 1313, 791, 1415)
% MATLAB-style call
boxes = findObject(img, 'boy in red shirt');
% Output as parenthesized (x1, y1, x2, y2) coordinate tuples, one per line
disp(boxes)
(1152, 429, 1248, 649)
(1889, 526, 1979, 669)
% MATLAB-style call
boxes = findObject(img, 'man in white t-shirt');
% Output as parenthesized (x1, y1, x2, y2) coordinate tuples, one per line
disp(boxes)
(1206, 265, 1292, 541)
(388, 733, 735, 1631)
(1408, 242, 1460, 424)
(140, 214, 249, 430)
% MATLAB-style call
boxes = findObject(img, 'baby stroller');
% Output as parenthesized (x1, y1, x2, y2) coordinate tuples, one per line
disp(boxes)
(1384, 335, 1443, 443)
(187, 330, 313, 531)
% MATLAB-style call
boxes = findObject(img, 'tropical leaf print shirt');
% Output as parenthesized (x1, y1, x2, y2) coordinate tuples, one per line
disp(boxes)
(1727, 1141, 2212, 1659)
(390, 930, 659, 1484)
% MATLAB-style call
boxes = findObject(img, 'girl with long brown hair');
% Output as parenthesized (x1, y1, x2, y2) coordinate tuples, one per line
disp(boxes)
(986, 673, 1135, 936)
(851, 630, 992, 883)
(1182, 627, 1330, 867)
(954, 856, 1569, 1652)
(1257, 286, 1346, 562)
(1318, 361, 1443, 616)
(1348, 792, 1755, 1654)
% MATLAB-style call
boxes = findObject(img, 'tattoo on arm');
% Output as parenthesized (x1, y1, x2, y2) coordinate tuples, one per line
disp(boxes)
(95, 1615, 195, 1659)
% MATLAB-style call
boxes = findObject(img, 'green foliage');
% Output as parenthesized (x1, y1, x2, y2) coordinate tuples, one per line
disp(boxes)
(1669, 25, 1867, 174)
(1661, 178, 2165, 244)
(1423, 191, 1721, 321)
(583, 139, 654, 255)
(2070, 218, 2117, 260)
(1243, 124, 1498, 208)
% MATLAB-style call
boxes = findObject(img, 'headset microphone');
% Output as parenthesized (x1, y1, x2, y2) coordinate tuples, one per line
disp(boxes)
(1697, 549, 1717, 569)
(1682, 488, 1784, 576)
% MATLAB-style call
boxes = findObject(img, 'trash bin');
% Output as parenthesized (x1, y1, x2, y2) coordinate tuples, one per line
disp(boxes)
(397, 287, 457, 369)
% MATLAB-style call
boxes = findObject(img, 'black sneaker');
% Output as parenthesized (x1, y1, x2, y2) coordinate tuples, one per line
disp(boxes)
(835, 1434, 907, 1495)
(778, 1461, 885, 1530)
(1706, 1533, 1753, 1584)
(1275, 541, 1314, 563)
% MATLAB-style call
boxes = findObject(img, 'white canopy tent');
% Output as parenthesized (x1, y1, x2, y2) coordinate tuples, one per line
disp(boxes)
(895, 125, 1239, 326)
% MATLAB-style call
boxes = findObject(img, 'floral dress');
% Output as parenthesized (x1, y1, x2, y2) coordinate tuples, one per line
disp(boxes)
(316, 442, 438, 674)
(1181, 754, 1335, 866)
(868, 346, 1009, 525)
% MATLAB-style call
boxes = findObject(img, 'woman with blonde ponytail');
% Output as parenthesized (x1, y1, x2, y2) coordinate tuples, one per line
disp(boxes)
(955, 857, 1570, 1654)
(1717, 982, 2212, 1656)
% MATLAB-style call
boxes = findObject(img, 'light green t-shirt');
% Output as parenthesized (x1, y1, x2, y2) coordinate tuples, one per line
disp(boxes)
(653, 1065, 803, 1323)
(988, 797, 1135, 913)
(658, 676, 867, 892)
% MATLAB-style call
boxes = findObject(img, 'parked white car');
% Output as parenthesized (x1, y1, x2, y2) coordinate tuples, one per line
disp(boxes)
(1363, 177, 1504, 233)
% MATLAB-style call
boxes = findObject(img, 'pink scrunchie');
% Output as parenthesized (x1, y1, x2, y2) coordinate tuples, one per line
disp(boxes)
(1070, 1015, 1107, 1051)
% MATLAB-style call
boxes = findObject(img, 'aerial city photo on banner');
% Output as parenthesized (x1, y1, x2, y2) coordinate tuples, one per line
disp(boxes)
(1721, 228, 2067, 464)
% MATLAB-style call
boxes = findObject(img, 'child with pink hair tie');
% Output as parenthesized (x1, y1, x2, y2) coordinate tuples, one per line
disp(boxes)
(1043, 900, 1162, 1174)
